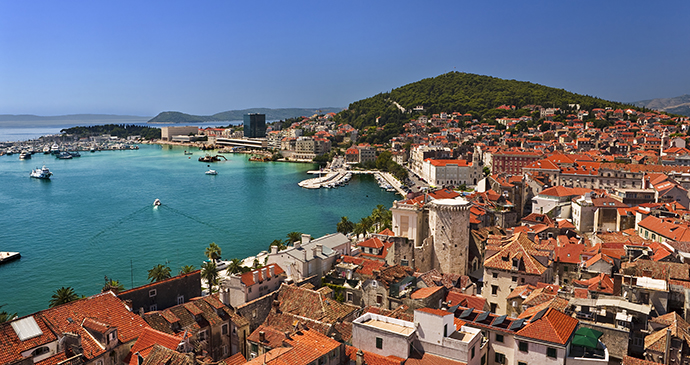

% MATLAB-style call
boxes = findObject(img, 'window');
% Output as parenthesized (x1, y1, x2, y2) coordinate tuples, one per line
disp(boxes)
(519, 341, 528, 352)
(177, 295, 184, 305)
(490, 303, 497, 313)
(564, 266, 569, 272)
(347, 292, 353, 302)
(149, 289, 157, 297)
(491, 285, 498, 295)
(376, 337, 383, 349)
(149, 304, 157, 311)
(512, 276, 517, 282)
(251, 343, 258, 354)
(492, 272, 498, 279)
(222, 323, 228, 335)
(198, 330, 207, 341)
(376, 294, 383, 305)
(471, 346, 475, 359)
(248, 287, 252, 293)
(518, 362, 528, 365)
(495, 352, 505, 364)
(32, 347, 50, 356)
(495, 333, 504, 343)
(401, 259, 409, 266)
(481, 354, 485, 365)
(444, 324, 448, 337)
(547, 347, 557, 358)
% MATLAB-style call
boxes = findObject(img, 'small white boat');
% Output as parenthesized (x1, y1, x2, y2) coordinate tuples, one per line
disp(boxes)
(153, 199, 161, 207)
(19, 151, 31, 160)
(205, 169, 218, 175)
(30, 166, 53, 179)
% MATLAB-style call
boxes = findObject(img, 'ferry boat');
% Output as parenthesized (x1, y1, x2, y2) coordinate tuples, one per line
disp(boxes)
(30, 166, 53, 179)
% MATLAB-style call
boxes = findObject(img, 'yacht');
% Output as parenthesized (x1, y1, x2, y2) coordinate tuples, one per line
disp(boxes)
(43, 146, 51, 154)
(30, 166, 53, 179)
(50, 144, 60, 154)
(19, 151, 31, 160)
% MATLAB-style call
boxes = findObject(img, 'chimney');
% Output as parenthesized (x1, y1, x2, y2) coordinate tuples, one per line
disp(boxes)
(253, 271, 259, 283)
(356, 349, 364, 365)
(316, 244, 323, 256)
(271, 245, 279, 254)
(259, 331, 266, 342)
(270, 265, 275, 277)
(301, 234, 311, 245)
(262, 268, 268, 280)
(312, 246, 318, 258)
(295, 240, 301, 250)
(284, 331, 291, 340)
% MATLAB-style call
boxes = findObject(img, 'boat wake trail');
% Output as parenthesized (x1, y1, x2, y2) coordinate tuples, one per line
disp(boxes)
(89, 205, 151, 244)
(88, 203, 233, 246)
(158, 205, 233, 236)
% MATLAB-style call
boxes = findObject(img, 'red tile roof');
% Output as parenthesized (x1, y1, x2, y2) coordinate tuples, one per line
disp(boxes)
(241, 264, 285, 286)
(516, 308, 578, 345)
(126, 327, 183, 365)
(410, 286, 443, 300)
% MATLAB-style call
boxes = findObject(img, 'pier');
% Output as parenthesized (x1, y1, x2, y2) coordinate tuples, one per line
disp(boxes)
(299, 169, 407, 196)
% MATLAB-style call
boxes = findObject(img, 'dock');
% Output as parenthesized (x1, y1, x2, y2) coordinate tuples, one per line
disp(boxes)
(299, 169, 407, 196)
(0, 252, 21, 265)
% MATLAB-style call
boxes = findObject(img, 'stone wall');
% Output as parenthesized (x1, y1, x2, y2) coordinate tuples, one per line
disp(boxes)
(236, 291, 278, 333)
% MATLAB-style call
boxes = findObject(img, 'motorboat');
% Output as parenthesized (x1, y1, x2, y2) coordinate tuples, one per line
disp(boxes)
(68, 151, 81, 157)
(19, 151, 31, 160)
(57, 152, 73, 159)
(43, 146, 51, 154)
(50, 144, 60, 154)
(30, 166, 53, 179)
(184, 150, 193, 155)
(205, 169, 218, 175)
(153, 199, 161, 207)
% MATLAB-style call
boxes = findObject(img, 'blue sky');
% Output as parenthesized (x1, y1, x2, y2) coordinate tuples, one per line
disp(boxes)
(1, 1, 688, 116)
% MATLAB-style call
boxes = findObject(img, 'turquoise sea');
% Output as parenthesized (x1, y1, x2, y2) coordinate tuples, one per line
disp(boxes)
(0, 144, 397, 316)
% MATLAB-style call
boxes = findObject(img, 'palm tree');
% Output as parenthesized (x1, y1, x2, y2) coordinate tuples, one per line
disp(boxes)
(337, 216, 354, 235)
(269, 239, 286, 252)
(204, 242, 222, 261)
(285, 231, 303, 246)
(49, 287, 80, 308)
(147, 264, 172, 283)
(226, 258, 244, 275)
(102, 278, 125, 293)
(0, 305, 17, 323)
(201, 261, 219, 293)
(252, 258, 262, 269)
(179, 265, 196, 275)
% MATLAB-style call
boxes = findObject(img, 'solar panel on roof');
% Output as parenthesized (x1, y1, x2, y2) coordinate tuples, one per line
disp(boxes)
(509, 318, 526, 330)
(475, 311, 490, 322)
(448, 304, 460, 313)
(459, 307, 474, 318)
(493, 315, 507, 326)
(531, 308, 548, 322)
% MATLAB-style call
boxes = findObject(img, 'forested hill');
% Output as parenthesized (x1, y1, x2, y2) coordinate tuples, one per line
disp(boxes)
(334, 72, 643, 130)
(147, 108, 342, 124)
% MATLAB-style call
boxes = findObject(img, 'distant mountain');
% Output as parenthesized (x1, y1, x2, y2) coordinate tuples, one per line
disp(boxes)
(147, 108, 343, 124)
(633, 94, 690, 116)
(0, 114, 151, 128)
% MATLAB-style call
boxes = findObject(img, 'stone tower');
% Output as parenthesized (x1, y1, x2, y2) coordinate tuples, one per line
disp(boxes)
(423, 198, 471, 275)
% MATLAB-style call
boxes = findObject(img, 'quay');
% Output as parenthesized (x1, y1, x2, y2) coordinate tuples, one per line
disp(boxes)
(299, 169, 407, 196)
(0, 252, 21, 265)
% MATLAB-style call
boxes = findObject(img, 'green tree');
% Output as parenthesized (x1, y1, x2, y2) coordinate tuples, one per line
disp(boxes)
(285, 231, 303, 245)
(201, 261, 219, 293)
(102, 278, 125, 293)
(269, 239, 287, 252)
(179, 265, 196, 275)
(49, 287, 80, 308)
(483, 166, 491, 177)
(147, 264, 172, 283)
(226, 258, 244, 275)
(252, 258, 262, 269)
(204, 242, 222, 261)
(0, 304, 17, 323)
(337, 216, 355, 235)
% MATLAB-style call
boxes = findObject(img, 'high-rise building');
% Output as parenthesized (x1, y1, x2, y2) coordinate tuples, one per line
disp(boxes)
(243, 113, 266, 138)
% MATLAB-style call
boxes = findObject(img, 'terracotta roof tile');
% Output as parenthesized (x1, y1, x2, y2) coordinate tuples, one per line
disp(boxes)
(516, 308, 578, 345)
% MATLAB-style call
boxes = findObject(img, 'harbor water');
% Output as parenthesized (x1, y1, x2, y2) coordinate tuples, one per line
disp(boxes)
(0, 144, 397, 316)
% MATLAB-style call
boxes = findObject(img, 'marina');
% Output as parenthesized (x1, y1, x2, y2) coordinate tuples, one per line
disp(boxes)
(0, 143, 398, 316)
